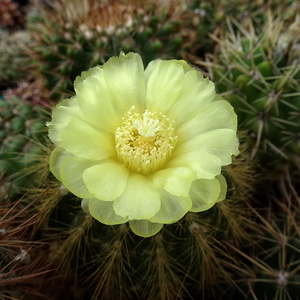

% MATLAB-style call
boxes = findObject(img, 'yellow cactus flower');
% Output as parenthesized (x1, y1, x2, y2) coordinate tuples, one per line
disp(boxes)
(47, 52, 239, 237)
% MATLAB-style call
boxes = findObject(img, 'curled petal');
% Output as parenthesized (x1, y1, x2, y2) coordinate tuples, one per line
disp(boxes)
(81, 198, 90, 213)
(167, 59, 194, 72)
(47, 97, 84, 146)
(89, 198, 129, 225)
(152, 167, 195, 197)
(189, 177, 221, 212)
(145, 59, 185, 113)
(103, 52, 146, 113)
(49, 146, 71, 181)
(149, 190, 192, 223)
(176, 100, 238, 144)
(74, 65, 105, 85)
(129, 220, 163, 237)
(216, 174, 227, 202)
(75, 76, 122, 134)
(61, 118, 115, 161)
(83, 160, 129, 201)
(166, 70, 215, 125)
(167, 151, 221, 180)
(174, 128, 239, 166)
(60, 156, 96, 198)
(113, 173, 161, 219)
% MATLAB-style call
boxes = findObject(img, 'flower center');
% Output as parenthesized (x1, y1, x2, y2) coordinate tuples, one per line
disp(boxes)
(115, 106, 177, 175)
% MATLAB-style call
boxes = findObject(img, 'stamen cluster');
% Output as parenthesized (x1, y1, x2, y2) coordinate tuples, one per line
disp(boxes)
(115, 106, 177, 175)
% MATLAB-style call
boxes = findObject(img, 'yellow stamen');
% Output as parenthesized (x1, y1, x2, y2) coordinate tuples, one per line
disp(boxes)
(115, 106, 177, 175)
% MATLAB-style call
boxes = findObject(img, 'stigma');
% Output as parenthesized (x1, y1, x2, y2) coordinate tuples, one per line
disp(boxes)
(134, 111, 161, 138)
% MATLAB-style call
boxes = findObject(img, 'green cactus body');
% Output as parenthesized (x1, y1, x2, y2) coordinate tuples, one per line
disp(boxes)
(25, 0, 200, 100)
(0, 29, 31, 84)
(41, 190, 252, 299)
(205, 14, 300, 171)
(225, 204, 300, 300)
(0, 0, 24, 29)
(0, 96, 49, 199)
(9, 148, 254, 300)
(187, 0, 300, 59)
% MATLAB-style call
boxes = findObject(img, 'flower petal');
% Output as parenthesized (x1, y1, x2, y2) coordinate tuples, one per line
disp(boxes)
(168, 59, 194, 72)
(189, 178, 221, 212)
(129, 220, 163, 237)
(75, 75, 122, 134)
(83, 160, 129, 201)
(103, 52, 146, 113)
(81, 198, 90, 213)
(60, 156, 95, 198)
(89, 198, 129, 225)
(176, 100, 238, 144)
(49, 146, 71, 181)
(149, 190, 192, 223)
(152, 167, 195, 197)
(75, 65, 105, 84)
(167, 151, 221, 180)
(47, 97, 84, 146)
(61, 118, 115, 161)
(173, 128, 239, 166)
(145, 59, 185, 113)
(166, 70, 216, 125)
(216, 174, 227, 202)
(113, 173, 161, 219)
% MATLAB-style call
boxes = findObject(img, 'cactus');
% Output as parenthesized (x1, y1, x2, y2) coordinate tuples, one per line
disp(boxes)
(0, 2, 298, 300)
(192, 11, 300, 300)
(200, 12, 300, 173)
(0, 177, 56, 300)
(3, 79, 50, 107)
(2, 35, 256, 298)
(0, 95, 50, 199)
(0, 29, 31, 85)
(275, 15, 300, 66)
(2, 139, 253, 300)
(0, 94, 256, 299)
(0, 0, 24, 29)
(187, 0, 300, 56)
(223, 200, 300, 300)
(25, 0, 200, 100)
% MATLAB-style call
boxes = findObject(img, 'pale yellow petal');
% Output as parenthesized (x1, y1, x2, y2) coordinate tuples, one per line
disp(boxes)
(49, 146, 71, 181)
(103, 52, 146, 113)
(144, 59, 185, 113)
(61, 118, 115, 161)
(89, 198, 129, 225)
(168, 59, 194, 72)
(176, 100, 238, 144)
(60, 156, 95, 198)
(74, 76, 122, 134)
(166, 151, 221, 180)
(113, 173, 161, 219)
(216, 174, 227, 202)
(74, 65, 105, 85)
(83, 160, 129, 201)
(189, 178, 221, 212)
(152, 167, 195, 197)
(129, 220, 163, 237)
(173, 129, 239, 166)
(47, 97, 84, 146)
(166, 70, 216, 125)
(81, 198, 90, 213)
(149, 190, 192, 223)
